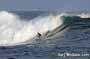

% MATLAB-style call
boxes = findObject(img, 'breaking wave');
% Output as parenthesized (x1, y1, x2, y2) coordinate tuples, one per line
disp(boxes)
(0, 11, 90, 46)
(0, 11, 63, 46)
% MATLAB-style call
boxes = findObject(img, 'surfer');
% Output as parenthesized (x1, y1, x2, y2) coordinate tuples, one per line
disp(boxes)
(35, 32, 42, 41)
(37, 32, 42, 39)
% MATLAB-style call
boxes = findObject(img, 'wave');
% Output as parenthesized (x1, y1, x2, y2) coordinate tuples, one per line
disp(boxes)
(0, 11, 90, 46)
(0, 11, 63, 46)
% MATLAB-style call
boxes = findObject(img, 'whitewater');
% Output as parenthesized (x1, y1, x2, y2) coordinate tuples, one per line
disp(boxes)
(0, 11, 64, 46)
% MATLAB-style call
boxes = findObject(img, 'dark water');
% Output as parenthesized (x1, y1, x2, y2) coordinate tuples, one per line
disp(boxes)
(0, 11, 90, 59)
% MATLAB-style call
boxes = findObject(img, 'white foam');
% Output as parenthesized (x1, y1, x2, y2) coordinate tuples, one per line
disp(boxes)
(0, 11, 26, 45)
(0, 11, 63, 46)
(77, 13, 90, 18)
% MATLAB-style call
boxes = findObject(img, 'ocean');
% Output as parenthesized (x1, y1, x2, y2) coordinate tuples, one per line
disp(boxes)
(0, 11, 90, 59)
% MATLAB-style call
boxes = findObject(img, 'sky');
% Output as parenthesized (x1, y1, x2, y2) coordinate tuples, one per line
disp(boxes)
(0, 0, 89, 11)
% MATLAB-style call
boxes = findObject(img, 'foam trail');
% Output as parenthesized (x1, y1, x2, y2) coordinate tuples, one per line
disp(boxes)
(0, 11, 64, 46)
